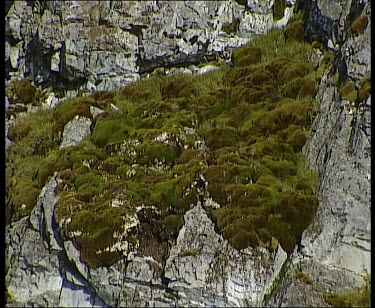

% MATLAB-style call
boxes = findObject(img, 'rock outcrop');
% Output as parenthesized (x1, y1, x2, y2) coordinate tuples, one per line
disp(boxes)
(5, 0, 288, 96)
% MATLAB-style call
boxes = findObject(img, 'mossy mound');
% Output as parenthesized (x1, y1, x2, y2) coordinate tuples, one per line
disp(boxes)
(7, 26, 321, 266)
(349, 15, 368, 35)
(6, 79, 36, 105)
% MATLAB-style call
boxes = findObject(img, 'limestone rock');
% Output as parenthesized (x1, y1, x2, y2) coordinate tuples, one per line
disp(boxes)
(5, 0, 289, 94)
(59, 116, 92, 149)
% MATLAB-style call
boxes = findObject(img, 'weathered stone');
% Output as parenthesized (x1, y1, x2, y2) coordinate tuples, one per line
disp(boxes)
(59, 116, 92, 149)
(5, 0, 290, 94)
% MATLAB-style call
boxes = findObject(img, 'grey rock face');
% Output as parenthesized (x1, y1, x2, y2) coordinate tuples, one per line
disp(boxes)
(59, 116, 92, 149)
(6, 176, 107, 307)
(5, 0, 289, 93)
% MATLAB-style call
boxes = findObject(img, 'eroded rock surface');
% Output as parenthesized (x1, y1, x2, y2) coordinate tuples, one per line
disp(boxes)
(5, 0, 288, 94)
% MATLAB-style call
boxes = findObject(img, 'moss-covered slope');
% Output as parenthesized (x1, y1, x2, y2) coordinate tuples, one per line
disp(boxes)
(7, 15, 342, 268)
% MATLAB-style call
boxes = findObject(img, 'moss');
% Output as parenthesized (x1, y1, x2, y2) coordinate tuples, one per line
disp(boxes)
(273, 0, 287, 21)
(6, 79, 36, 105)
(226, 226, 258, 250)
(91, 115, 132, 148)
(279, 62, 310, 84)
(287, 129, 308, 152)
(358, 76, 371, 102)
(339, 81, 357, 102)
(121, 83, 152, 101)
(161, 76, 196, 100)
(222, 18, 240, 35)
(7, 23, 321, 262)
(143, 143, 178, 166)
(282, 77, 316, 99)
(160, 214, 184, 239)
(205, 127, 239, 150)
(283, 20, 304, 42)
(324, 274, 371, 307)
(350, 15, 368, 35)
(294, 269, 313, 285)
(52, 98, 94, 138)
(232, 46, 262, 67)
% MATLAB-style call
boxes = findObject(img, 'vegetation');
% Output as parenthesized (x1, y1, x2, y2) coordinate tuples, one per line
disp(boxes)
(349, 15, 368, 35)
(324, 274, 371, 307)
(6, 14, 321, 267)
(222, 18, 240, 35)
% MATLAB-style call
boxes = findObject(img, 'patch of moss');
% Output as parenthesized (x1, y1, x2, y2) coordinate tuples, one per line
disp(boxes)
(282, 77, 316, 99)
(339, 81, 357, 102)
(232, 46, 262, 67)
(323, 274, 371, 308)
(6, 79, 36, 105)
(205, 127, 239, 150)
(273, 0, 286, 21)
(358, 76, 371, 102)
(294, 269, 313, 285)
(222, 18, 240, 35)
(283, 20, 304, 42)
(349, 15, 368, 35)
(52, 98, 94, 140)
(161, 75, 197, 100)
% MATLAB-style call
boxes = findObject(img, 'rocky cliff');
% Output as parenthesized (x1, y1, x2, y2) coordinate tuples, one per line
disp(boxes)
(5, 0, 293, 96)
(5, 0, 371, 307)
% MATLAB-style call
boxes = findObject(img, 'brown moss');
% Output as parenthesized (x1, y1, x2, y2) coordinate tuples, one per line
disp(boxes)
(222, 67, 253, 86)
(358, 77, 371, 102)
(282, 77, 316, 99)
(249, 68, 274, 86)
(222, 18, 240, 35)
(232, 46, 262, 67)
(6, 79, 36, 105)
(279, 63, 310, 84)
(350, 15, 368, 35)
(122, 83, 152, 101)
(273, 0, 287, 21)
(161, 76, 196, 100)
(232, 86, 267, 104)
(287, 129, 308, 152)
(339, 81, 357, 102)
(205, 127, 239, 150)
(283, 20, 304, 42)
